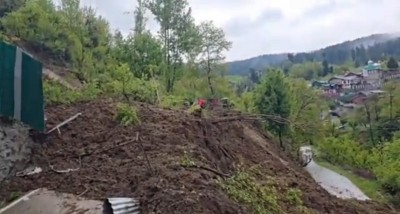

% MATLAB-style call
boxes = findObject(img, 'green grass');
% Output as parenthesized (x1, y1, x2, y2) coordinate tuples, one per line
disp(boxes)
(315, 159, 387, 202)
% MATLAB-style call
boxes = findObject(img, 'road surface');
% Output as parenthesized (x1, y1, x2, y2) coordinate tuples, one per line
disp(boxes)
(301, 146, 370, 201)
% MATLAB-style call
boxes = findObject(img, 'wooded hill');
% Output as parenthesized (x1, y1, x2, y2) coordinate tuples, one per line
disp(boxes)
(228, 33, 400, 76)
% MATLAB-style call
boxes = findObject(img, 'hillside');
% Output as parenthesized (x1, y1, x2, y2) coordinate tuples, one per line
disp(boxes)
(227, 33, 400, 76)
(0, 98, 395, 213)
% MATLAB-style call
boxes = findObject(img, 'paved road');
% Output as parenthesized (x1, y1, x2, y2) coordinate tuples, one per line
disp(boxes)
(301, 147, 370, 201)
(305, 160, 369, 200)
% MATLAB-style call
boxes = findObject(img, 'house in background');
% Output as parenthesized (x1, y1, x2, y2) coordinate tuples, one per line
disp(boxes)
(383, 71, 400, 80)
(349, 93, 367, 105)
(311, 80, 341, 97)
(328, 73, 363, 89)
(362, 60, 382, 87)
(338, 90, 386, 106)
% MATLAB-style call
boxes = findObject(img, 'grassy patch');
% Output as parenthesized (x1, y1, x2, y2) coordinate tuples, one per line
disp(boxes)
(315, 159, 386, 202)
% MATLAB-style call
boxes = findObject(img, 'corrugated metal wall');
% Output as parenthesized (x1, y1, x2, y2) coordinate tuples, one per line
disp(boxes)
(0, 41, 44, 131)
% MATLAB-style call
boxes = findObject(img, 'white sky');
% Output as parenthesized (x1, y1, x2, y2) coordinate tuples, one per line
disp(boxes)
(80, 0, 400, 61)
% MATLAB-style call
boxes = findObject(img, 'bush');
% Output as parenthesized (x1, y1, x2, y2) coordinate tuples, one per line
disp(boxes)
(43, 80, 81, 104)
(43, 80, 101, 105)
(104, 78, 157, 103)
(219, 170, 281, 214)
(318, 136, 400, 204)
(115, 103, 140, 126)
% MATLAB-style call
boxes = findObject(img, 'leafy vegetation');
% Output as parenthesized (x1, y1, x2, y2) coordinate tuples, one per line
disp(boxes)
(286, 188, 303, 206)
(316, 136, 400, 205)
(0, 0, 234, 108)
(219, 169, 281, 214)
(180, 151, 196, 167)
(219, 166, 311, 214)
(115, 103, 140, 126)
(43, 80, 101, 105)
(254, 69, 291, 149)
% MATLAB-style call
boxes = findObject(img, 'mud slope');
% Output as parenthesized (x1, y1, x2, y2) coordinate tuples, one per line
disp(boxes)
(0, 99, 394, 214)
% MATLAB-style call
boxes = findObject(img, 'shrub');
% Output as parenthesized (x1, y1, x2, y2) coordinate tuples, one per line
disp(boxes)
(317, 136, 400, 204)
(160, 95, 185, 108)
(115, 103, 140, 126)
(43, 80, 81, 104)
(219, 170, 281, 214)
(43, 80, 101, 105)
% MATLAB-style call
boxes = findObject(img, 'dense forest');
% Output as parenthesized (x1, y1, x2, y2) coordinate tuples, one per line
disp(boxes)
(228, 33, 400, 76)
(1, 0, 400, 210)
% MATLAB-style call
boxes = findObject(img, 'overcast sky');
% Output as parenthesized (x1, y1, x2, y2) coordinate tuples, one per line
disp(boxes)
(81, 0, 400, 61)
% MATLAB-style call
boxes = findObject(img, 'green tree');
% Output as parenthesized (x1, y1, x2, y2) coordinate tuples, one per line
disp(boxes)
(130, 32, 163, 80)
(133, 0, 146, 35)
(387, 57, 399, 70)
(198, 21, 231, 95)
(288, 79, 326, 148)
(254, 69, 291, 149)
(145, 0, 194, 92)
(322, 59, 329, 76)
(289, 62, 322, 80)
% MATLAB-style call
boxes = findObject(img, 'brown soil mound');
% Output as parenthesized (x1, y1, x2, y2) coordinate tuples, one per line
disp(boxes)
(0, 98, 395, 214)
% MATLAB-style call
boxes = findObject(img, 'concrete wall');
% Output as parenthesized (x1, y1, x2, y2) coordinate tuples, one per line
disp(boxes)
(0, 120, 33, 181)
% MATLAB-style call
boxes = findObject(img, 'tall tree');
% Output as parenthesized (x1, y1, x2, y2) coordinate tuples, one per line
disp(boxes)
(351, 49, 356, 62)
(131, 33, 163, 79)
(289, 79, 326, 148)
(145, 0, 193, 92)
(322, 59, 329, 76)
(198, 21, 231, 95)
(287, 53, 294, 63)
(254, 69, 291, 149)
(387, 57, 399, 70)
(133, 0, 146, 35)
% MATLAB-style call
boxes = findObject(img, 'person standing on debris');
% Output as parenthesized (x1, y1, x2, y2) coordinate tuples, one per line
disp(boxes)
(198, 98, 206, 109)
(190, 98, 206, 117)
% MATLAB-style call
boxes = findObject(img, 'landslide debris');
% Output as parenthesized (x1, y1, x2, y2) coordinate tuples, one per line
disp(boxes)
(0, 98, 395, 214)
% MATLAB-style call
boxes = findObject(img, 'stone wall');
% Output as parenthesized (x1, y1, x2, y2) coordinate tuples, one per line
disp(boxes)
(0, 120, 33, 181)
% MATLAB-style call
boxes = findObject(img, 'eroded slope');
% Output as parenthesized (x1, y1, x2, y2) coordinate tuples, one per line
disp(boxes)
(0, 98, 395, 214)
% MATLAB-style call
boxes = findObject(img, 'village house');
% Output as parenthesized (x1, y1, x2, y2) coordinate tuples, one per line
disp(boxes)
(325, 61, 400, 93)
(311, 80, 341, 97)
(383, 72, 400, 80)
(338, 90, 386, 106)
(361, 60, 400, 84)
(362, 60, 382, 87)
(328, 72, 364, 90)
(312, 60, 400, 107)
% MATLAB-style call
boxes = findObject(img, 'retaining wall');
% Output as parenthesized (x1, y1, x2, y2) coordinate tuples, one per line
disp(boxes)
(0, 120, 33, 181)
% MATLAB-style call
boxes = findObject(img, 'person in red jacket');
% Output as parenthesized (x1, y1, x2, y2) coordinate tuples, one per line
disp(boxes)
(198, 98, 207, 109)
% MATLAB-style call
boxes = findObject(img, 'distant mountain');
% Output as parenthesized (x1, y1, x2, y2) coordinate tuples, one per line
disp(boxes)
(227, 33, 400, 76)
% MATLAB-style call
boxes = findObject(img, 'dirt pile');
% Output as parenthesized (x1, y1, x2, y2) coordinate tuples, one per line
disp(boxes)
(0, 98, 395, 214)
